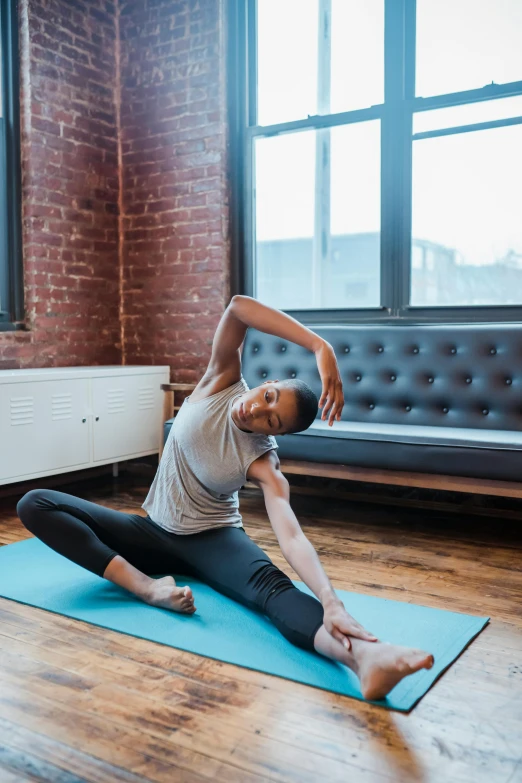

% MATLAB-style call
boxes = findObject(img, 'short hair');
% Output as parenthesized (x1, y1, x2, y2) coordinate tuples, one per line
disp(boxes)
(280, 378, 318, 434)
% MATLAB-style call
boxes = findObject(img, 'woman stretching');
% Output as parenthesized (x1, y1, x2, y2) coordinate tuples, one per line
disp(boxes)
(17, 296, 434, 701)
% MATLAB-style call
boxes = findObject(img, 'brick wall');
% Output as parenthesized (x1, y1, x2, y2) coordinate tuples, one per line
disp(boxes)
(0, 0, 229, 379)
(119, 0, 230, 383)
(0, 0, 121, 369)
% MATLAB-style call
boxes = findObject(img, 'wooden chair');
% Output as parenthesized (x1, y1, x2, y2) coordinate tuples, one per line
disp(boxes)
(159, 382, 197, 458)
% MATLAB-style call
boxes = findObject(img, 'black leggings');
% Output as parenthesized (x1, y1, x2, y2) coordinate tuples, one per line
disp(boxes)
(16, 489, 324, 651)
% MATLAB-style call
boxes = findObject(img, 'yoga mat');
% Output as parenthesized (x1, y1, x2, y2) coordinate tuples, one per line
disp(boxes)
(0, 538, 489, 711)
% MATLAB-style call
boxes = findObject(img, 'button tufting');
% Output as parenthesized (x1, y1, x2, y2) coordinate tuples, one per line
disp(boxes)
(466, 377, 472, 384)
(377, 346, 384, 353)
(390, 375, 396, 382)
(482, 408, 489, 415)
(412, 347, 419, 354)
(290, 371, 296, 378)
(253, 346, 259, 353)
(506, 378, 513, 385)
(405, 405, 411, 412)
(344, 346, 350, 353)
(489, 348, 497, 355)
(281, 345, 287, 352)
(356, 374, 362, 381)
(369, 403, 375, 410)
(261, 371, 267, 378)
(442, 407, 449, 413)
(428, 376, 434, 384)
(450, 347, 457, 355)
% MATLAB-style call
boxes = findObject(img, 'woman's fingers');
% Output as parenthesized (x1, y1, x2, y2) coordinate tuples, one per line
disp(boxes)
(319, 388, 328, 409)
(350, 625, 378, 642)
(321, 382, 344, 425)
(332, 628, 351, 650)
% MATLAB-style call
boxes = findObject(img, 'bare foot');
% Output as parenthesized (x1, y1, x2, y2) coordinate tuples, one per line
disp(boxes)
(357, 641, 434, 700)
(143, 576, 196, 614)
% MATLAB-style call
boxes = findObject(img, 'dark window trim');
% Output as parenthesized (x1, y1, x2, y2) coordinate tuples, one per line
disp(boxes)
(413, 115, 522, 141)
(227, 0, 522, 324)
(284, 307, 522, 325)
(245, 104, 383, 140)
(411, 79, 522, 112)
(0, 0, 24, 327)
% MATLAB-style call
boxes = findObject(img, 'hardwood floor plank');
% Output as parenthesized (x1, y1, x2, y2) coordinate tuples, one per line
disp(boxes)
(0, 679, 246, 783)
(0, 716, 157, 783)
(0, 739, 94, 783)
(0, 766, 38, 783)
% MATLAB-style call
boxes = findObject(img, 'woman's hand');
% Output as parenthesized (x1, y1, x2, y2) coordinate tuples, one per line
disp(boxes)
(323, 598, 379, 651)
(314, 341, 344, 426)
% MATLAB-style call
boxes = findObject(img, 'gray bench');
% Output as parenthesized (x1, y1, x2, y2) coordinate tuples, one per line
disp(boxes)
(164, 323, 522, 499)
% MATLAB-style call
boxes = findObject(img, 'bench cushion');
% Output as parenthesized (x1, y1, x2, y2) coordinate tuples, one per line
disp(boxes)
(277, 423, 522, 482)
(238, 325, 522, 482)
(302, 419, 522, 449)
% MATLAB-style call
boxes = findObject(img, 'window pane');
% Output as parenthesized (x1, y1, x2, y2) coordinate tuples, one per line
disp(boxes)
(254, 121, 381, 309)
(330, 0, 384, 116)
(411, 124, 522, 306)
(413, 96, 522, 135)
(416, 0, 522, 98)
(256, 0, 384, 127)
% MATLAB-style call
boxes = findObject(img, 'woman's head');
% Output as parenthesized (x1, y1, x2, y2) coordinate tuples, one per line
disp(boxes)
(231, 379, 318, 436)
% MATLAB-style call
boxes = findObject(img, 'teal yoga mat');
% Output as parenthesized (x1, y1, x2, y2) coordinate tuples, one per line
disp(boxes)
(0, 537, 488, 711)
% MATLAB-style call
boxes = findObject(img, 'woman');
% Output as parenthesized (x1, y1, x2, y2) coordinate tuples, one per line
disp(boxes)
(18, 295, 434, 700)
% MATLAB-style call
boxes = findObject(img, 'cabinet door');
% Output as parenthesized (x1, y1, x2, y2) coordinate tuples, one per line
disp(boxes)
(91, 374, 163, 462)
(0, 379, 91, 483)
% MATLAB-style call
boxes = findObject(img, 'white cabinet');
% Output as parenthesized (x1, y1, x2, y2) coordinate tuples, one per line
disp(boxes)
(0, 365, 169, 485)
(91, 374, 163, 462)
(0, 378, 91, 481)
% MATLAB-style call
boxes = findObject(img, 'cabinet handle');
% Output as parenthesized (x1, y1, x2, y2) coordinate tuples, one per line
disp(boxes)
(82, 418, 86, 423)
(95, 417, 100, 421)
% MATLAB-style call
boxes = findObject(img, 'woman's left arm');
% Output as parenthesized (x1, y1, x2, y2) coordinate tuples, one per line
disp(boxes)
(247, 452, 377, 649)
(280, 520, 378, 649)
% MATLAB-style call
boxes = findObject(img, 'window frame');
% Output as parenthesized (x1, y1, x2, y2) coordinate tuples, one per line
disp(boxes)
(0, 0, 24, 331)
(227, 0, 522, 324)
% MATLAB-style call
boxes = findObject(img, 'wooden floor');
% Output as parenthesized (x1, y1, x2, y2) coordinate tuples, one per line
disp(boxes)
(0, 472, 521, 783)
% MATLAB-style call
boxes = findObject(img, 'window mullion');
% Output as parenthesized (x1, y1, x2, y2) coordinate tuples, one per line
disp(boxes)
(1, 0, 23, 323)
(382, 0, 414, 314)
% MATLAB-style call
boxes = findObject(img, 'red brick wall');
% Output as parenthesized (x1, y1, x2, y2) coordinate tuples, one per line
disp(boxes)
(119, 0, 230, 383)
(0, 0, 229, 380)
(0, 0, 120, 369)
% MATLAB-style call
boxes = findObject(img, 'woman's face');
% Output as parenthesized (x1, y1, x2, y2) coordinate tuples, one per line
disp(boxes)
(231, 381, 298, 435)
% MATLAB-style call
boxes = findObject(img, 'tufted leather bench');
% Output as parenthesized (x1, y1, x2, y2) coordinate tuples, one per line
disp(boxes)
(239, 324, 522, 485)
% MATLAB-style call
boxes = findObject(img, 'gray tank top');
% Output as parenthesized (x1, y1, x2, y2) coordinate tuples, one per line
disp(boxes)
(142, 377, 277, 534)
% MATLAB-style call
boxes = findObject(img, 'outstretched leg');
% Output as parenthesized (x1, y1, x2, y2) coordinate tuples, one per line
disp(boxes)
(176, 526, 434, 699)
(313, 625, 434, 700)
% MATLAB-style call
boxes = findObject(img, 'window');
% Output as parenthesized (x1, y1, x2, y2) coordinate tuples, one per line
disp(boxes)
(0, 0, 23, 329)
(228, 0, 522, 322)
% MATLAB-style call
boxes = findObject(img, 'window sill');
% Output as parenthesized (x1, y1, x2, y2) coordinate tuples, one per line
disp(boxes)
(0, 321, 24, 332)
